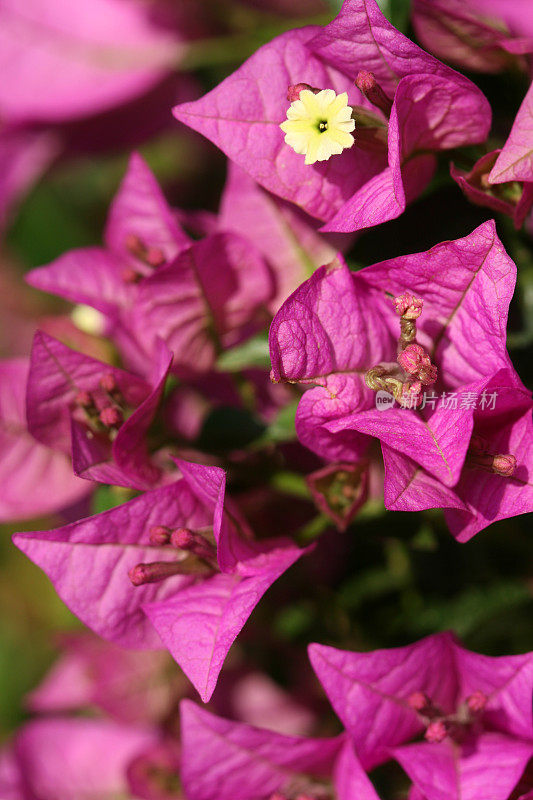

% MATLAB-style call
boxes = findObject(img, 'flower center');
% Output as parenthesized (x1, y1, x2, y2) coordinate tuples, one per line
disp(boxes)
(408, 690, 487, 744)
(280, 87, 355, 166)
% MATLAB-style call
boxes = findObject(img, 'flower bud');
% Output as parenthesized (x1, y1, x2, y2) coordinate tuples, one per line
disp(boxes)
(355, 70, 393, 116)
(398, 344, 426, 374)
(466, 690, 487, 713)
(394, 293, 424, 319)
(408, 691, 429, 711)
(149, 526, 172, 546)
(286, 83, 315, 101)
(128, 560, 187, 586)
(145, 247, 166, 268)
(99, 405, 122, 427)
(491, 454, 517, 477)
(75, 390, 93, 408)
(100, 372, 117, 393)
(425, 719, 448, 743)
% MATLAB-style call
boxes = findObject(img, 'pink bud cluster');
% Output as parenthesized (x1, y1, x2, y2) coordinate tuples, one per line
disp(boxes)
(74, 372, 125, 431)
(122, 233, 166, 282)
(128, 526, 218, 587)
(408, 689, 488, 744)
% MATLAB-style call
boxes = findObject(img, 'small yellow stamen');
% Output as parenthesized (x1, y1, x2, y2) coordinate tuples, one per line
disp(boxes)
(280, 89, 355, 165)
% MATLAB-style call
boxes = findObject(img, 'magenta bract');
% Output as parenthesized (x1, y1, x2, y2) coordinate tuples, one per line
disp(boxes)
(174, 0, 490, 232)
(14, 459, 304, 701)
(310, 632, 533, 800)
(0, 358, 90, 521)
(269, 221, 533, 539)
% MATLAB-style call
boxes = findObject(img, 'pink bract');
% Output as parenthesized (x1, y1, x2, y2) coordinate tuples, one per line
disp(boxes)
(14, 459, 304, 701)
(0, 358, 90, 521)
(269, 221, 533, 539)
(174, 0, 491, 232)
(180, 700, 381, 800)
(310, 632, 533, 800)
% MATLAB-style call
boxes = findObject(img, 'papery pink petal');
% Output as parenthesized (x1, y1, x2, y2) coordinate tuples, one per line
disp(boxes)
(490, 81, 533, 183)
(328, 396, 475, 486)
(0, 359, 90, 521)
(132, 232, 273, 374)
(174, 457, 229, 561)
(310, 0, 480, 92)
(14, 717, 154, 800)
(321, 151, 435, 233)
(111, 339, 172, 486)
(71, 419, 139, 488)
(412, 0, 532, 73)
(179, 700, 343, 799)
(0, 746, 21, 800)
(144, 547, 303, 702)
(0, 0, 180, 123)
(26, 331, 149, 452)
(224, 672, 316, 737)
(453, 642, 533, 740)
(324, 69, 487, 233)
(296, 375, 372, 463)
(174, 27, 387, 223)
(469, 0, 533, 37)
(27, 247, 132, 314)
(393, 734, 533, 800)
(381, 445, 467, 513)
(13, 478, 212, 648)
(359, 220, 515, 387)
(27, 632, 173, 724)
(269, 255, 392, 383)
(104, 152, 191, 262)
(334, 739, 382, 800)
(449, 151, 533, 228)
(309, 633, 459, 768)
(445, 374, 533, 541)
(218, 163, 349, 309)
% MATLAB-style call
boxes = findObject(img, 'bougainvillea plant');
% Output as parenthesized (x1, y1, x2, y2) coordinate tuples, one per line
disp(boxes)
(1, 1, 532, 799)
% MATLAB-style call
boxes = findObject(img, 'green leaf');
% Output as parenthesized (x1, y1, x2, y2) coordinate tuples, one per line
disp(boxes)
(377, 0, 412, 32)
(216, 333, 271, 372)
(252, 399, 299, 448)
(91, 486, 133, 515)
(411, 581, 531, 638)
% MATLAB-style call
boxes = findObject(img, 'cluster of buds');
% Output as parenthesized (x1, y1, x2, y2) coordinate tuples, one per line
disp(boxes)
(122, 232, 166, 283)
(408, 689, 488, 744)
(128, 526, 218, 587)
(74, 372, 125, 434)
(365, 293, 437, 408)
(466, 434, 517, 477)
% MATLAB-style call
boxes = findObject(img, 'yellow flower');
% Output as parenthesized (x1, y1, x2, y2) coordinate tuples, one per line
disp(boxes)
(280, 88, 355, 165)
